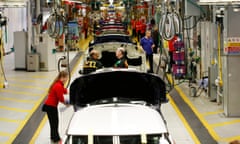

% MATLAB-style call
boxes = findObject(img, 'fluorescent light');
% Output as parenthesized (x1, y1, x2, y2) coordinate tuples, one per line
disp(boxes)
(233, 5, 240, 12)
(0, 2, 26, 7)
(198, 0, 240, 5)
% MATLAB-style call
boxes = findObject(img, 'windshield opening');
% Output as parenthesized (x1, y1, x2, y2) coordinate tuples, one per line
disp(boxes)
(66, 134, 172, 144)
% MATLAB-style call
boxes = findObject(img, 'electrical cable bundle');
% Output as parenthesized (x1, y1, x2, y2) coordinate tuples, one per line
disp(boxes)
(47, 11, 66, 39)
(159, 11, 182, 41)
(158, 1, 182, 41)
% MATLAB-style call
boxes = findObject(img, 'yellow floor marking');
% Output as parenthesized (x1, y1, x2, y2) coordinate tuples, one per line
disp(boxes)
(201, 110, 224, 117)
(166, 74, 220, 141)
(9, 83, 47, 91)
(167, 94, 201, 144)
(221, 135, 240, 143)
(0, 96, 36, 104)
(29, 115, 47, 144)
(0, 131, 12, 137)
(0, 89, 41, 97)
(6, 90, 48, 144)
(0, 117, 21, 123)
(210, 119, 240, 128)
(7, 77, 50, 84)
(4, 36, 93, 144)
(70, 37, 92, 75)
(0, 106, 31, 113)
(174, 86, 220, 141)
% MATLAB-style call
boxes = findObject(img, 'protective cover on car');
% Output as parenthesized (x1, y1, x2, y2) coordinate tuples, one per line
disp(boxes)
(70, 70, 167, 106)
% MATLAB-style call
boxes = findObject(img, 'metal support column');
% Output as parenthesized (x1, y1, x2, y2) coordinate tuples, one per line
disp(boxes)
(222, 6, 240, 117)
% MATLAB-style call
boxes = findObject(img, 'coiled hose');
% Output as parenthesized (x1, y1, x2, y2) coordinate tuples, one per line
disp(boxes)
(47, 11, 65, 39)
(159, 12, 182, 41)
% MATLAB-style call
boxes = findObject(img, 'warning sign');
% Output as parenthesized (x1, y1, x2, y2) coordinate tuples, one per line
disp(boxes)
(224, 37, 240, 55)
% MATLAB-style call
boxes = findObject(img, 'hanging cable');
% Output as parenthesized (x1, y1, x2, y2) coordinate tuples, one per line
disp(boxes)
(0, 12, 8, 88)
(158, 0, 182, 41)
(46, 0, 66, 39)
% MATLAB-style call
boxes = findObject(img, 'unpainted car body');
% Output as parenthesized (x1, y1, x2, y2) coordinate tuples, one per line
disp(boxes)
(66, 70, 175, 144)
(85, 33, 146, 73)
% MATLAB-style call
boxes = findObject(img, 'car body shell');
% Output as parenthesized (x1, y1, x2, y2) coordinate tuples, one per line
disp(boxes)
(86, 33, 146, 72)
(66, 70, 174, 144)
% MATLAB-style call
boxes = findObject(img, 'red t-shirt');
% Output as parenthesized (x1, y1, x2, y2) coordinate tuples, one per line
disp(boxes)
(44, 80, 67, 107)
(131, 19, 136, 29)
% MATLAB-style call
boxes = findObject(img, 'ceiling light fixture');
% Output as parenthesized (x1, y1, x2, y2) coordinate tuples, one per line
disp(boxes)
(233, 5, 240, 12)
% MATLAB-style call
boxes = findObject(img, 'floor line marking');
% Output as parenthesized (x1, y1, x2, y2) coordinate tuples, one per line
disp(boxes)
(7, 78, 50, 84)
(201, 110, 224, 117)
(0, 106, 30, 113)
(0, 131, 12, 137)
(6, 91, 48, 143)
(221, 135, 240, 143)
(0, 97, 36, 104)
(0, 89, 41, 97)
(0, 117, 21, 123)
(174, 86, 220, 141)
(167, 94, 201, 144)
(9, 83, 47, 91)
(210, 119, 240, 128)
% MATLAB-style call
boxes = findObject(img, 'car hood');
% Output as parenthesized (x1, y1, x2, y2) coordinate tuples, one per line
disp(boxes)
(70, 70, 167, 106)
(67, 103, 168, 135)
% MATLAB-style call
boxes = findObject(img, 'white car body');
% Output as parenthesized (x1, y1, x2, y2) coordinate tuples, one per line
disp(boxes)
(67, 70, 175, 144)
(68, 103, 167, 135)
(65, 103, 174, 144)
(85, 33, 146, 73)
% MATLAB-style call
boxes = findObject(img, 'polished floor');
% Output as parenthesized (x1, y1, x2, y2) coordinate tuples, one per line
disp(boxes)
(0, 36, 240, 144)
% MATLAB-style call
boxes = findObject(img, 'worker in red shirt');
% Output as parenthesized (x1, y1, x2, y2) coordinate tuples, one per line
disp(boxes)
(168, 35, 178, 72)
(135, 19, 142, 41)
(42, 70, 69, 144)
(140, 21, 147, 39)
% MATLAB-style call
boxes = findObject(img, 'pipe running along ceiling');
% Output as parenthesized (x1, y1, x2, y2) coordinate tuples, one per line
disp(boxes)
(0, 0, 28, 7)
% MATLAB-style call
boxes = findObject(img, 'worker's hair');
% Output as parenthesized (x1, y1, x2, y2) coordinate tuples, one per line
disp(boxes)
(48, 70, 68, 93)
(89, 49, 99, 57)
(146, 30, 151, 34)
(117, 47, 126, 55)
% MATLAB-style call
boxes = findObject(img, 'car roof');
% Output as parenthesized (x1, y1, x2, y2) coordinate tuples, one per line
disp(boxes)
(67, 103, 168, 135)
(92, 34, 132, 44)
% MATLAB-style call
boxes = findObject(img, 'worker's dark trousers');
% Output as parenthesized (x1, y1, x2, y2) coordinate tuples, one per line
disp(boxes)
(146, 54, 153, 73)
(42, 104, 61, 142)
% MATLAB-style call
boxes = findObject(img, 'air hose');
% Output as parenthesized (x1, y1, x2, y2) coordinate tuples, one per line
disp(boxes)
(46, 0, 66, 39)
(47, 11, 65, 39)
(159, 12, 182, 41)
(57, 50, 71, 88)
(158, 0, 182, 41)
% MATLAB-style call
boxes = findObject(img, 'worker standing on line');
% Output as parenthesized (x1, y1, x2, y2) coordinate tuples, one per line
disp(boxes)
(140, 30, 155, 73)
(42, 71, 69, 144)
(167, 35, 178, 72)
(135, 18, 142, 42)
(140, 20, 147, 40)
